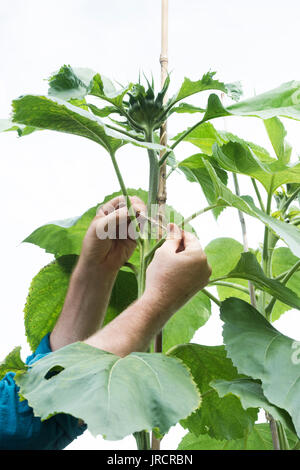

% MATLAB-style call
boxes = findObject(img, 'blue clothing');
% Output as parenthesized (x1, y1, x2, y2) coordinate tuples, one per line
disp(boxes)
(0, 334, 86, 450)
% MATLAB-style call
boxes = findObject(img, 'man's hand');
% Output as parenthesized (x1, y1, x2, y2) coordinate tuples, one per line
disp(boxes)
(144, 223, 212, 315)
(79, 195, 146, 273)
(84, 223, 212, 356)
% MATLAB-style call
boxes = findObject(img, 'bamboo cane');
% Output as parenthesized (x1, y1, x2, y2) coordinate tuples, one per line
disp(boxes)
(151, 0, 168, 451)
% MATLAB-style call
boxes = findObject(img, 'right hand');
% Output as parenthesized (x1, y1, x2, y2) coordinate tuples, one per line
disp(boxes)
(144, 223, 212, 315)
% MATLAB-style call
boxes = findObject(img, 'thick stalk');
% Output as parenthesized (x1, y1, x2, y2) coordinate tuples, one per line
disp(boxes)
(232, 174, 257, 307)
(109, 151, 144, 245)
(145, 131, 159, 218)
(260, 177, 275, 314)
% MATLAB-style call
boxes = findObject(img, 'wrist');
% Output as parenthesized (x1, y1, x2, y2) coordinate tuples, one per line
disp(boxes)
(74, 256, 118, 284)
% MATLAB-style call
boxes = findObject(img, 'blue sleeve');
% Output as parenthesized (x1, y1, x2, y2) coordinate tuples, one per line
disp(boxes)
(0, 334, 87, 450)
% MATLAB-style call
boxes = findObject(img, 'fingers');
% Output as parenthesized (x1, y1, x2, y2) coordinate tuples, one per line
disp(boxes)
(159, 223, 183, 253)
(95, 206, 133, 240)
(96, 196, 146, 218)
(181, 230, 203, 251)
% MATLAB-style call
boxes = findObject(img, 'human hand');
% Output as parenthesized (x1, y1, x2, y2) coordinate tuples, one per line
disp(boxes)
(79, 195, 146, 274)
(144, 223, 212, 315)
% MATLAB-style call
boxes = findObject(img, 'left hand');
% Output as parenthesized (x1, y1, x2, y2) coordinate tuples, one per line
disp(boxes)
(79, 195, 146, 273)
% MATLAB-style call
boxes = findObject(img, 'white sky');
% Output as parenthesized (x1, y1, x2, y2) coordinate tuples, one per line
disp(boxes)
(1, 0, 300, 450)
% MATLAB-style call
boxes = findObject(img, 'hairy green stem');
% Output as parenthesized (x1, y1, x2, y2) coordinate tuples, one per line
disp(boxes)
(159, 118, 204, 166)
(251, 178, 266, 212)
(260, 177, 275, 316)
(109, 151, 143, 245)
(202, 288, 221, 307)
(209, 281, 254, 296)
(265, 259, 300, 320)
(276, 421, 290, 450)
(145, 129, 159, 218)
(281, 186, 300, 214)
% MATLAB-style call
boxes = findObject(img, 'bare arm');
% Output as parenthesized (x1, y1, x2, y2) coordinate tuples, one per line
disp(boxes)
(50, 195, 146, 351)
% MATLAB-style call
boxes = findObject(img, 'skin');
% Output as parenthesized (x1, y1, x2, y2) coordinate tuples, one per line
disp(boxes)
(50, 195, 212, 356)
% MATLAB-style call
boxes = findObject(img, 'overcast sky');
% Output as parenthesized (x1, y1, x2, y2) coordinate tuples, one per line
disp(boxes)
(1, 0, 300, 450)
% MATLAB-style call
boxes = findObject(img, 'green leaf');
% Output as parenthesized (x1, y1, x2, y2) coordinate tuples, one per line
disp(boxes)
(0, 118, 37, 137)
(168, 71, 242, 109)
(12, 95, 162, 154)
(24, 256, 138, 351)
(163, 292, 211, 352)
(15, 343, 200, 440)
(222, 252, 300, 310)
(203, 159, 300, 259)
(211, 378, 296, 434)
(264, 117, 292, 164)
(205, 237, 250, 302)
(220, 297, 300, 438)
(23, 189, 145, 258)
(89, 73, 132, 109)
(170, 103, 206, 115)
(203, 81, 300, 123)
(48, 65, 96, 101)
(213, 141, 300, 193)
(271, 247, 300, 321)
(168, 344, 257, 440)
(178, 423, 298, 450)
(0, 347, 27, 381)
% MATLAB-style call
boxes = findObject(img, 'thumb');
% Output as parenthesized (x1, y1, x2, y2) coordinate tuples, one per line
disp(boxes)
(160, 223, 183, 252)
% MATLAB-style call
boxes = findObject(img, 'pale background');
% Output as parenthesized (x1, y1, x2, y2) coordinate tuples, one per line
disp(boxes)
(1, 0, 300, 450)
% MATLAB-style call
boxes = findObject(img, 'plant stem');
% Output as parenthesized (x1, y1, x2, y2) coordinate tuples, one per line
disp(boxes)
(251, 178, 266, 212)
(144, 203, 222, 264)
(276, 421, 290, 450)
(232, 173, 257, 308)
(202, 288, 221, 307)
(265, 259, 300, 320)
(260, 177, 275, 315)
(266, 412, 280, 450)
(281, 186, 300, 213)
(209, 281, 253, 296)
(292, 440, 300, 450)
(158, 117, 204, 166)
(145, 130, 159, 218)
(109, 151, 144, 246)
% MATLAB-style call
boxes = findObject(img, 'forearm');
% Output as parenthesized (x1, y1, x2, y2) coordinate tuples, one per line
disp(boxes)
(50, 258, 117, 351)
(84, 291, 171, 357)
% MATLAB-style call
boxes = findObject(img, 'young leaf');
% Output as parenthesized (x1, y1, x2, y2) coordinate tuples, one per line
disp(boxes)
(221, 297, 300, 438)
(168, 344, 257, 440)
(48, 65, 96, 101)
(168, 71, 242, 109)
(264, 117, 292, 164)
(211, 378, 296, 434)
(0, 347, 27, 381)
(178, 423, 298, 450)
(15, 343, 200, 440)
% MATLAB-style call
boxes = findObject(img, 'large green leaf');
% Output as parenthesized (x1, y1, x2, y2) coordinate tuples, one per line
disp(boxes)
(204, 159, 300, 259)
(24, 256, 138, 351)
(178, 423, 298, 450)
(202, 81, 300, 123)
(211, 379, 296, 434)
(271, 247, 300, 321)
(168, 71, 242, 109)
(0, 347, 26, 381)
(163, 292, 211, 352)
(168, 344, 257, 440)
(219, 252, 300, 310)
(12, 95, 163, 154)
(205, 238, 250, 303)
(15, 343, 200, 440)
(221, 297, 300, 438)
(212, 142, 300, 193)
